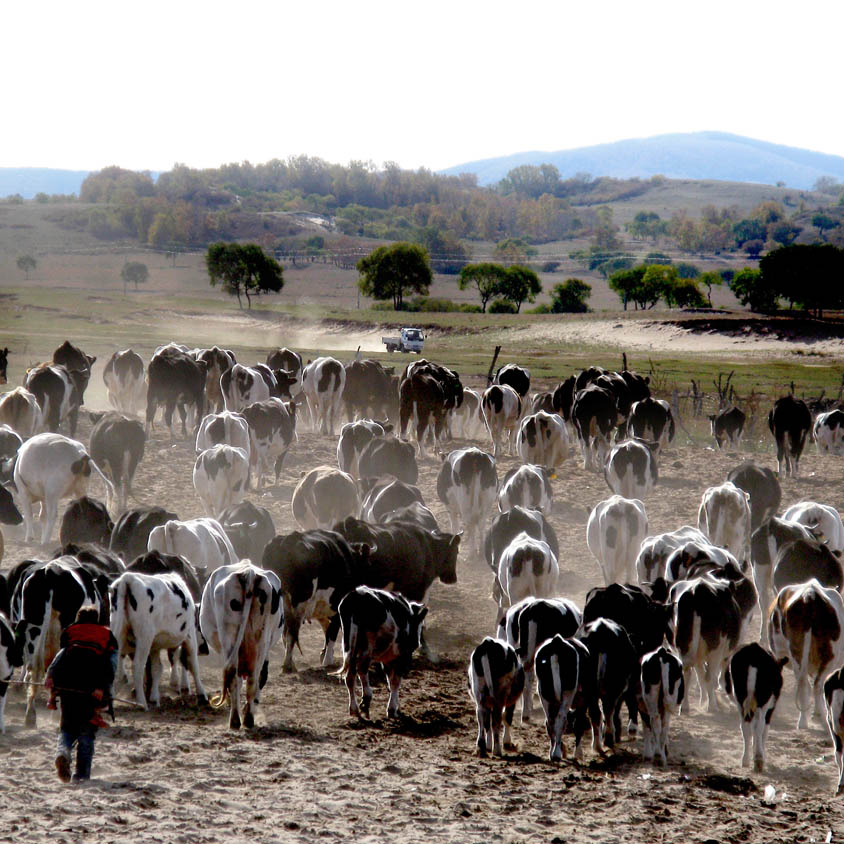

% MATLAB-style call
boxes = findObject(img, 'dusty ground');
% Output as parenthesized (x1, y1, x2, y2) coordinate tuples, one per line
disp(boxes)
(2, 375, 844, 844)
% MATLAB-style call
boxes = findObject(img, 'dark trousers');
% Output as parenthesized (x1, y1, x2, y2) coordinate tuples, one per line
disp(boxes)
(57, 725, 96, 780)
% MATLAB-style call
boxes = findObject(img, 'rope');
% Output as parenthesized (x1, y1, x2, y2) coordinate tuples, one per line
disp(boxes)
(5, 679, 144, 708)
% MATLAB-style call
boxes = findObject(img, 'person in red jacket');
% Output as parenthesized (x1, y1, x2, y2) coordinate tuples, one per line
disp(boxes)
(46, 605, 118, 783)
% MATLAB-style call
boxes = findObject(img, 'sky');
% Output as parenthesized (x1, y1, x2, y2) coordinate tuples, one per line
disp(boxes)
(5, 0, 844, 174)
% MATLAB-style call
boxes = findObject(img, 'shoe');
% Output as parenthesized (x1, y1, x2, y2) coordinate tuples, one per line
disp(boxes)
(90, 714, 108, 729)
(55, 755, 71, 783)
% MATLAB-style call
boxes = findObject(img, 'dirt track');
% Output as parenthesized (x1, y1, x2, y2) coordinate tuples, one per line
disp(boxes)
(3, 403, 844, 843)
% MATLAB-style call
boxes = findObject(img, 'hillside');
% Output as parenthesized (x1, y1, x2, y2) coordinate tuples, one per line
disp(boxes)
(440, 131, 844, 190)
(0, 168, 91, 198)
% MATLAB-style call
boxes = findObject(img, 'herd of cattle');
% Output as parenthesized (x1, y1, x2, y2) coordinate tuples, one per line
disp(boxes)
(3, 340, 844, 792)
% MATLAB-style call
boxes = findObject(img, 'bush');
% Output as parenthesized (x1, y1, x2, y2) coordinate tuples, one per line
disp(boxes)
(526, 303, 552, 314)
(374, 296, 481, 313)
(551, 278, 591, 313)
(541, 261, 561, 273)
(489, 298, 517, 314)
(675, 262, 700, 279)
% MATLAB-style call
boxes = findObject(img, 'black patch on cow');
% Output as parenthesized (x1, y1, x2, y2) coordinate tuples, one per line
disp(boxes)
(128, 587, 137, 612)
(230, 599, 243, 612)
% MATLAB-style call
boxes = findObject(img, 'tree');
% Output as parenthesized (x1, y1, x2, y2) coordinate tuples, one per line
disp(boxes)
(16, 255, 36, 279)
(493, 237, 537, 265)
(550, 279, 591, 313)
(357, 242, 432, 310)
(591, 206, 621, 250)
(698, 270, 723, 306)
(641, 265, 679, 307)
(206, 242, 284, 309)
(811, 213, 837, 241)
(627, 211, 667, 241)
(760, 243, 844, 316)
(669, 278, 707, 308)
(768, 220, 801, 247)
(496, 265, 542, 312)
(744, 239, 765, 259)
(457, 263, 508, 312)
(120, 261, 149, 293)
(732, 218, 766, 247)
(675, 262, 699, 279)
(608, 266, 646, 310)
(729, 268, 778, 313)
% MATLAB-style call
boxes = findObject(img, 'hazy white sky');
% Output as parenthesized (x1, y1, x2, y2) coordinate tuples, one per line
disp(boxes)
(5, 0, 843, 173)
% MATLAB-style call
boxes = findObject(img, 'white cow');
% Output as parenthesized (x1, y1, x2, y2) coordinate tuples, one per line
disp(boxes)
(783, 501, 844, 555)
(13, 433, 115, 545)
(302, 357, 346, 436)
(148, 517, 238, 576)
(291, 466, 360, 530)
(635, 525, 709, 586)
(195, 411, 251, 456)
(698, 481, 752, 565)
(0, 387, 42, 438)
(222, 364, 271, 412)
(516, 411, 569, 469)
(452, 388, 483, 440)
(482, 384, 522, 458)
(200, 561, 283, 730)
(103, 349, 146, 416)
(587, 495, 649, 586)
(813, 410, 844, 455)
(498, 464, 553, 514)
(193, 445, 250, 519)
(111, 570, 207, 709)
(496, 532, 559, 619)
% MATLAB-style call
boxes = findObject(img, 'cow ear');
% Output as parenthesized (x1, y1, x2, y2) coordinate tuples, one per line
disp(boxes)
(415, 605, 428, 622)
(777, 657, 789, 668)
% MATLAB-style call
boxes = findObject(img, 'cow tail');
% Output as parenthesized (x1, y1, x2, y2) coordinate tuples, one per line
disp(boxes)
(89, 458, 117, 510)
(481, 653, 494, 694)
(550, 653, 561, 700)
(742, 665, 757, 720)
(121, 449, 132, 497)
(111, 578, 129, 645)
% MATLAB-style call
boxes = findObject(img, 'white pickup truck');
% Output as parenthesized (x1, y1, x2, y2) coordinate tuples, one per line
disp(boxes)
(382, 327, 425, 354)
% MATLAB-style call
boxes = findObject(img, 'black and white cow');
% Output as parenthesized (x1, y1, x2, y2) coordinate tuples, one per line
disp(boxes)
(769, 579, 844, 729)
(437, 447, 498, 558)
(0, 387, 42, 438)
(725, 643, 785, 772)
(772, 538, 843, 593)
(110, 570, 207, 709)
(605, 439, 658, 500)
(627, 398, 675, 453)
(146, 346, 207, 439)
(199, 561, 283, 729)
(261, 529, 371, 672)
(534, 633, 581, 761)
(195, 411, 250, 457)
(635, 525, 708, 586)
(221, 364, 270, 412)
(496, 533, 559, 621)
(89, 411, 146, 512)
(302, 356, 346, 436)
(195, 346, 236, 413)
(468, 636, 525, 757)
(768, 395, 813, 477)
(452, 387, 483, 440)
(813, 409, 844, 455)
(266, 348, 303, 391)
(572, 385, 618, 471)
(727, 462, 782, 533)
(52, 341, 95, 433)
(0, 484, 22, 530)
(59, 496, 113, 548)
(783, 501, 844, 555)
(484, 506, 559, 577)
(0, 610, 23, 733)
(24, 363, 82, 436)
(14, 433, 115, 545)
(219, 501, 276, 565)
(552, 375, 576, 425)
(334, 586, 426, 719)
(498, 464, 553, 514)
(193, 445, 250, 519)
(494, 363, 531, 402)
(824, 667, 844, 793)
(516, 411, 569, 468)
(399, 372, 447, 459)
(697, 481, 751, 566)
(358, 436, 418, 485)
(109, 505, 179, 562)
(0, 347, 8, 386)
(381, 502, 440, 532)
(639, 646, 684, 766)
(359, 477, 424, 523)
(586, 495, 649, 586)
(103, 349, 146, 416)
(481, 384, 522, 459)
(239, 399, 297, 489)
(147, 517, 238, 578)
(709, 406, 746, 451)
(337, 419, 390, 478)
(291, 466, 359, 530)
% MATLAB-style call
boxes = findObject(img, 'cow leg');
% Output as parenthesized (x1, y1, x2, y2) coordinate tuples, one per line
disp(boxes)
(796, 667, 811, 729)
(603, 693, 622, 749)
(223, 665, 241, 730)
(813, 672, 827, 723)
(502, 702, 517, 751)
(358, 660, 374, 719)
(148, 649, 164, 708)
(163, 398, 177, 440)
(184, 641, 207, 707)
(132, 637, 153, 709)
(40, 494, 59, 546)
(177, 403, 188, 439)
(475, 704, 489, 757)
(571, 706, 589, 762)
(588, 698, 604, 756)
(521, 667, 534, 724)
(640, 708, 654, 763)
(491, 705, 505, 757)
(386, 668, 402, 718)
(625, 686, 639, 736)
(415, 416, 429, 459)
(547, 701, 566, 761)
(243, 670, 260, 729)
(24, 670, 40, 727)
(320, 616, 340, 668)
(655, 712, 668, 767)
(19, 489, 35, 543)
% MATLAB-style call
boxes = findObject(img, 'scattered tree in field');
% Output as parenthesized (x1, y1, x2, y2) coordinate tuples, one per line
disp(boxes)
(768, 220, 801, 247)
(493, 237, 537, 265)
(642, 265, 679, 307)
(121, 261, 149, 293)
(457, 263, 508, 312)
(206, 241, 284, 309)
(811, 213, 837, 241)
(627, 211, 667, 241)
(608, 266, 646, 310)
(760, 243, 844, 317)
(644, 251, 672, 265)
(675, 262, 699, 279)
(698, 270, 723, 306)
(16, 255, 36, 279)
(732, 218, 766, 247)
(591, 206, 621, 250)
(550, 279, 591, 313)
(744, 239, 765, 259)
(35, 192, 49, 204)
(667, 278, 707, 308)
(496, 265, 542, 312)
(729, 268, 778, 313)
(357, 242, 432, 310)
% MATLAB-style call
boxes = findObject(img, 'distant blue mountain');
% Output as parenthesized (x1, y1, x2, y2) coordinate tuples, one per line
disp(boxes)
(439, 132, 844, 190)
(0, 168, 91, 198)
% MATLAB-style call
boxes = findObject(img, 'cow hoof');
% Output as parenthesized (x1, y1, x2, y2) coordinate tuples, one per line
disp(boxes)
(229, 716, 241, 731)
(477, 746, 488, 758)
(243, 712, 254, 730)
(503, 740, 517, 752)
(24, 709, 36, 728)
(753, 759, 764, 773)
(282, 663, 297, 675)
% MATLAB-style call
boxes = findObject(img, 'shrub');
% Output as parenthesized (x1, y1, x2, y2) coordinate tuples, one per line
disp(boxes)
(489, 298, 517, 314)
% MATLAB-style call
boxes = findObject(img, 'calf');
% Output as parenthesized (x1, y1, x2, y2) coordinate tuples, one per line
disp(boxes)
(516, 411, 568, 468)
(292, 466, 359, 530)
(0, 387, 42, 438)
(110, 571, 207, 709)
(586, 495, 649, 586)
(627, 398, 675, 452)
(481, 384, 521, 458)
(697, 481, 751, 566)
(193, 445, 250, 519)
(496, 533, 559, 621)
(146, 346, 207, 439)
(710, 406, 746, 450)
(221, 363, 270, 412)
(59, 496, 113, 548)
(769, 579, 844, 728)
(468, 637, 525, 757)
(89, 411, 146, 512)
(639, 646, 684, 766)
(195, 411, 251, 457)
(334, 586, 427, 719)
(358, 436, 418, 485)
(534, 634, 581, 761)
(824, 667, 844, 793)
(498, 464, 553, 514)
(110, 505, 178, 562)
(727, 462, 782, 532)
(195, 346, 235, 413)
(103, 349, 146, 415)
(219, 501, 275, 564)
(768, 395, 812, 477)
(783, 501, 844, 555)
(724, 643, 785, 772)
(240, 399, 297, 489)
(437, 447, 498, 558)
(359, 477, 424, 523)
(0, 611, 23, 733)
(337, 419, 389, 478)
(498, 596, 581, 724)
(814, 409, 844, 455)
(604, 439, 658, 500)
(571, 384, 618, 472)
(14, 433, 114, 545)
(302, 356, 345, 435)
(147, 517, 238, 577)
(199, 561, 283, 729)
(772, 538, 843, 593)
(635, 525, 708, 586)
